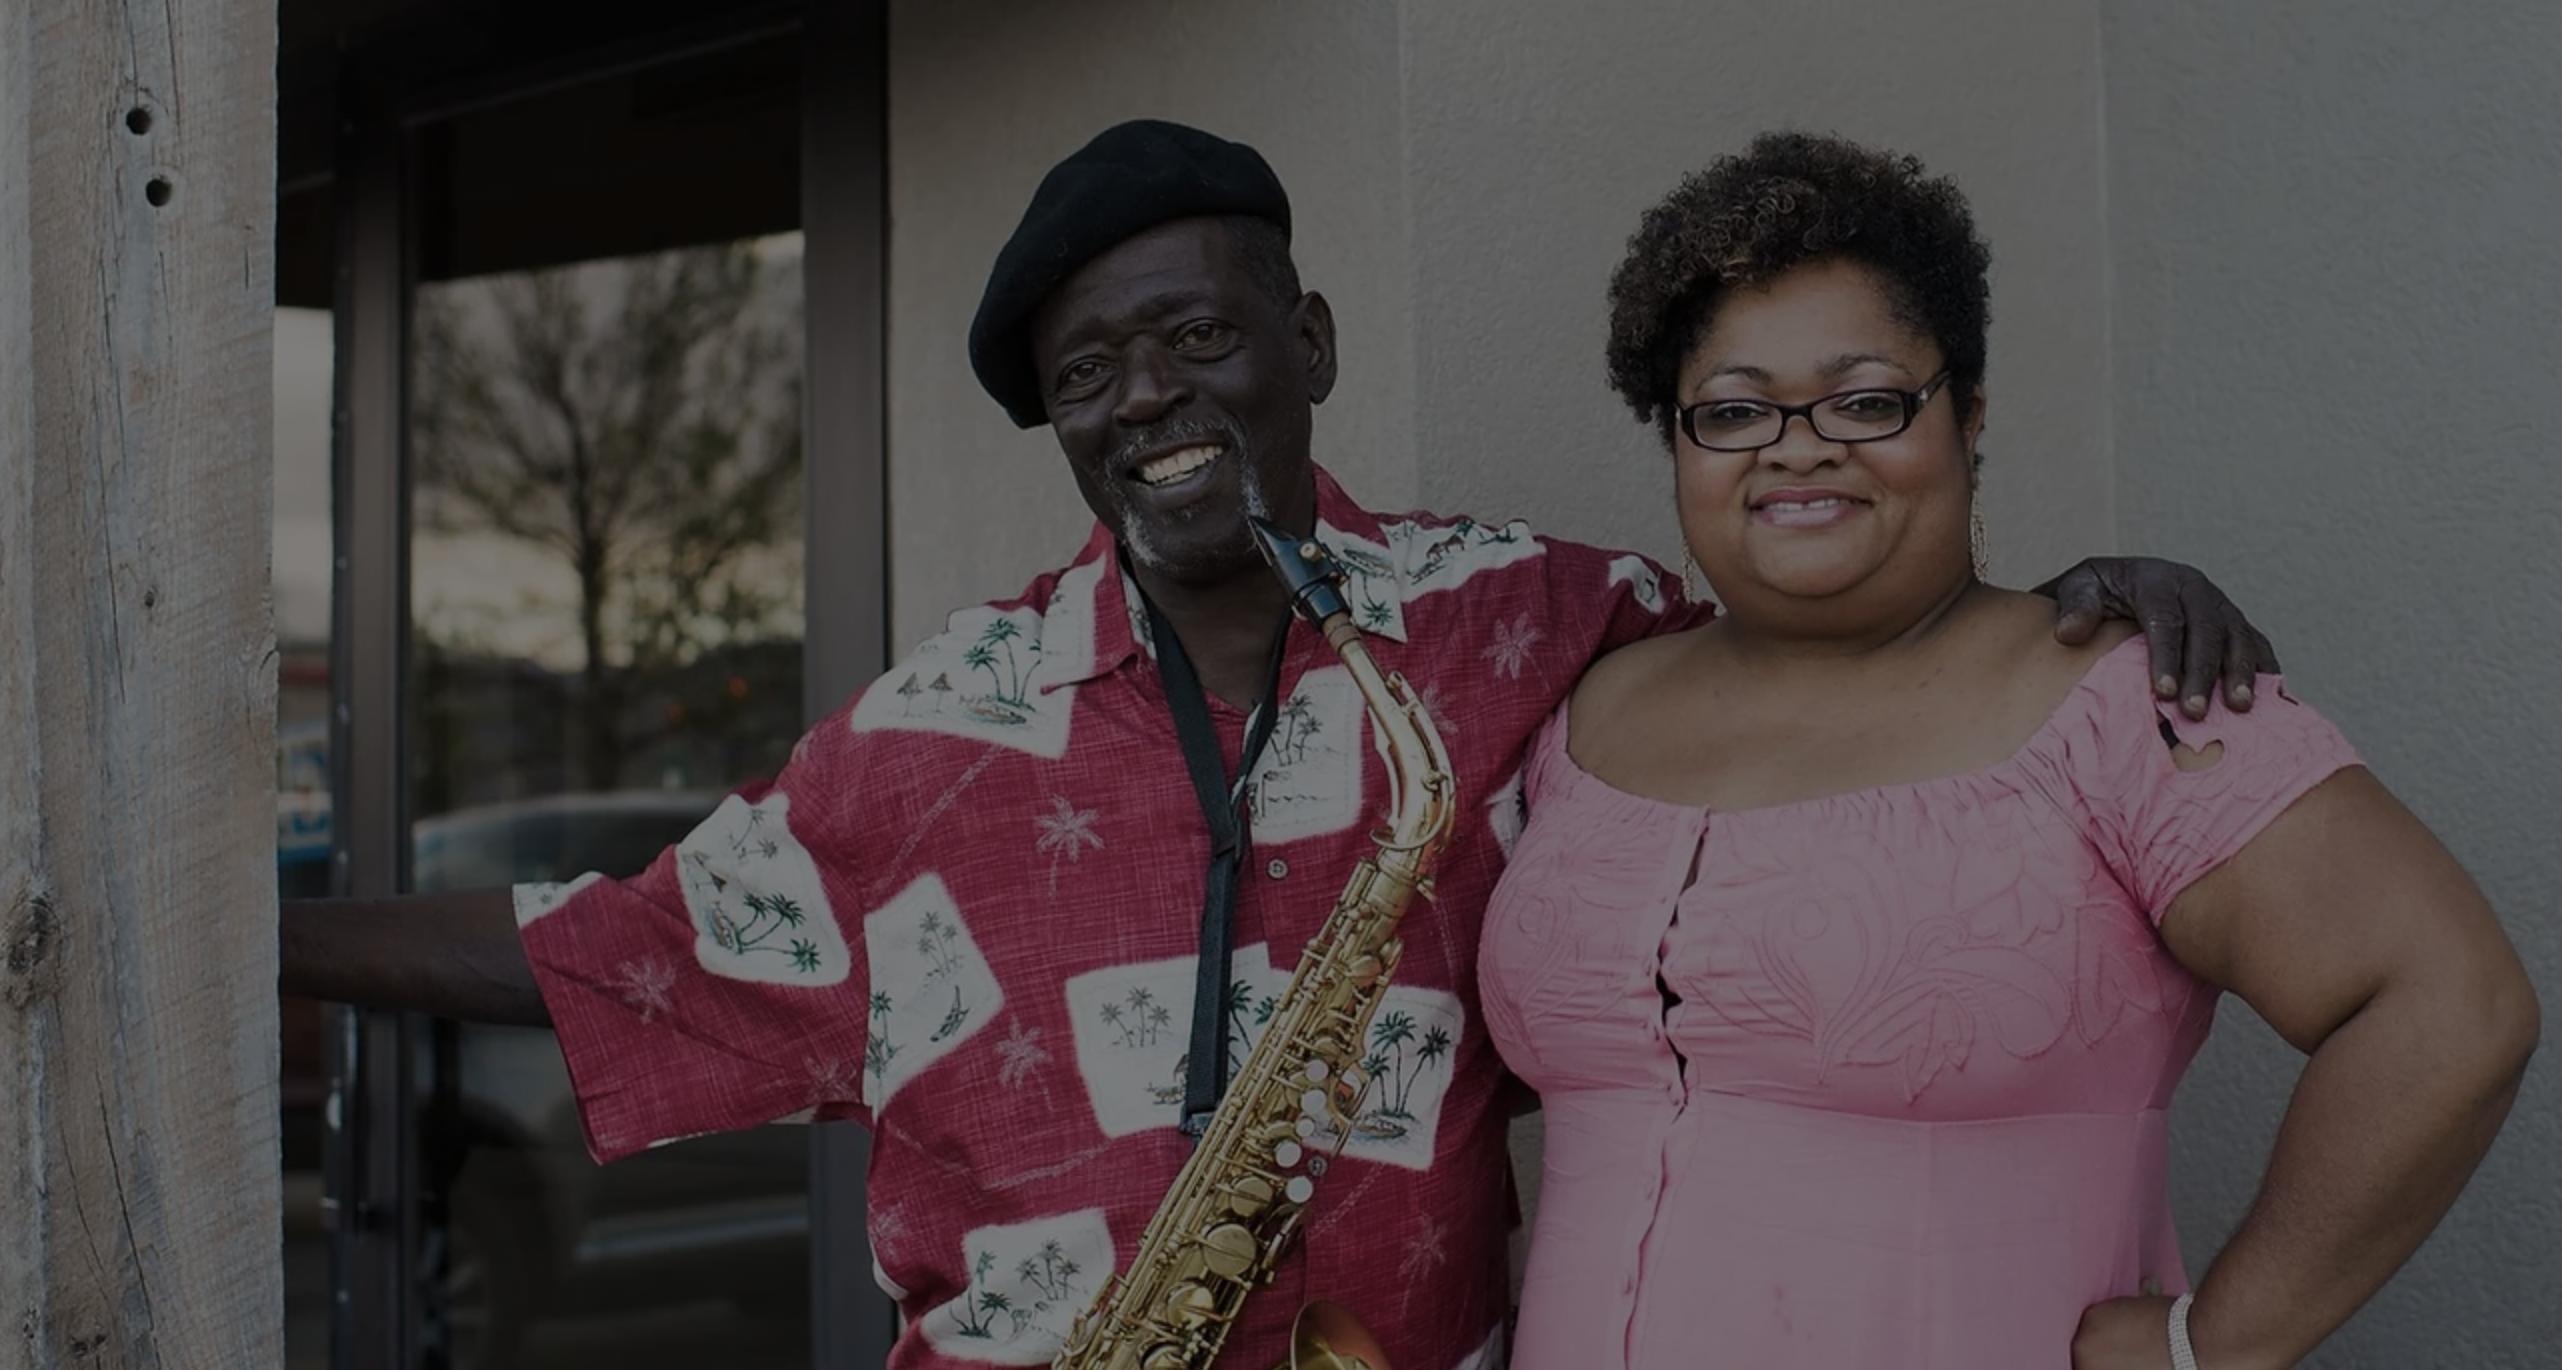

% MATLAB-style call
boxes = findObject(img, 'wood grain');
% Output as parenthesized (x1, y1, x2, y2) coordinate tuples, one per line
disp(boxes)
(0, 0, 280, 1364)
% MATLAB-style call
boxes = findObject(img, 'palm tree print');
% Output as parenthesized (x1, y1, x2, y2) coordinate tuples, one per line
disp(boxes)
(865, 990, 899, 1089)
(1270, 692, 1323, 767)
(948, 1251, 1014, 1338)
(684, 844, 820, 974)
(975, 618, 1038, 706)
(1033, 795, 1103, 894)
(917, 910, 964, 981)
(1371, 1011, 1419, 1119)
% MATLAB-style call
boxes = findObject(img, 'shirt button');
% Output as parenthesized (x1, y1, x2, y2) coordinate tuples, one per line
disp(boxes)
(1266, 858, 1289, 880)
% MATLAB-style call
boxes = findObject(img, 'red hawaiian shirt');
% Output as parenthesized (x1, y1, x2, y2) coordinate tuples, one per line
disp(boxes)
(513, 466, 1696, 1369)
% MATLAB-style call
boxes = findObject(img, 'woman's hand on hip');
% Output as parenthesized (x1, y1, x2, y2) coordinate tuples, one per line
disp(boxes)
(2071, 1295, 2176, 1370)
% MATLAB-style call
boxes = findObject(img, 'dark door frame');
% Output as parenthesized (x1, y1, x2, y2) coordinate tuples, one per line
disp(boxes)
(326, 5, 892, 1366)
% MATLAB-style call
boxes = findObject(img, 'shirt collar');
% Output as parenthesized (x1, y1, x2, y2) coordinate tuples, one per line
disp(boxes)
(1044, 465, 1411, 693)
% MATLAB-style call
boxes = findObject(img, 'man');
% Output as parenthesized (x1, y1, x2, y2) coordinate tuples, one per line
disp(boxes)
(285, 120, 2272, 1368)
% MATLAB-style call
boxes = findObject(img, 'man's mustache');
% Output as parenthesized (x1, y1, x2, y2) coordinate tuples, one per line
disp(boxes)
(1107, 416, 1247, 476)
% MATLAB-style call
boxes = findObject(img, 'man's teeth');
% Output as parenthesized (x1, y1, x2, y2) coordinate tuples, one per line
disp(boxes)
(1136, 445, 1222, 487)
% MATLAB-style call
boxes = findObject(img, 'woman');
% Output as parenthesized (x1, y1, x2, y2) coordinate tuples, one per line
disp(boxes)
(1478, 133, 2538, 1369)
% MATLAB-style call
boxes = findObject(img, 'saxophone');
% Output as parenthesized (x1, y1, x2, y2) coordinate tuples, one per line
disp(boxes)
(1055, 517, 1457, 1370)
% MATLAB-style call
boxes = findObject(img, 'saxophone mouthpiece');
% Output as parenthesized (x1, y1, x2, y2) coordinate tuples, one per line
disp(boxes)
(1248, 515, 1352, 627)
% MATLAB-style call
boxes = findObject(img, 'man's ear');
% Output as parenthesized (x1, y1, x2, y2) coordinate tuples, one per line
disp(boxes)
(1295, 290, 1339, 405)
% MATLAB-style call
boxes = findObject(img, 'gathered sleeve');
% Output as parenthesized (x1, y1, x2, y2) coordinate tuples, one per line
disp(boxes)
(2056, 640, 2364, 922)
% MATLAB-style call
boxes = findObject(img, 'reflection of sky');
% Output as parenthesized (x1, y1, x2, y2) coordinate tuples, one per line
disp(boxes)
(272, 235, 807, 667)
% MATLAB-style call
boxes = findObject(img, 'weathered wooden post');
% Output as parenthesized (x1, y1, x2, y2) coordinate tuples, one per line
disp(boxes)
(1, 0, 281, 1365)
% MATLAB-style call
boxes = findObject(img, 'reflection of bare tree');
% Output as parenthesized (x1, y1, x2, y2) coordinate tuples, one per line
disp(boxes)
(414, 244, 802, 789)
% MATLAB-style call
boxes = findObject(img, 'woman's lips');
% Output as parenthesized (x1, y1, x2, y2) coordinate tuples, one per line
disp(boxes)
(1751, 494, 1868, 528)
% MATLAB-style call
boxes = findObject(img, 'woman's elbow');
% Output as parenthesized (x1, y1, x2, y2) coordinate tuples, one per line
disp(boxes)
(2444, 949, 2541, 1091)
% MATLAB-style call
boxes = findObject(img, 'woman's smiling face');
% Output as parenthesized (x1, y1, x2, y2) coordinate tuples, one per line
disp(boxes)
(1674, 257, 1984, 610)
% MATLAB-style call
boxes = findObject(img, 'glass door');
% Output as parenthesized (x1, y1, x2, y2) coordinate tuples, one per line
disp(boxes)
(402, 35, 810, 1370)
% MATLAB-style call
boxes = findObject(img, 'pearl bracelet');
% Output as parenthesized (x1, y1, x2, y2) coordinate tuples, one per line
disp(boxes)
(2168, 1292, 2201, 1370)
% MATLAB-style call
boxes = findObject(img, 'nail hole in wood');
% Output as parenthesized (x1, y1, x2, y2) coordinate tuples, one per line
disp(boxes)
(126, 107, 152, 135)
(145, 177, 173, 207)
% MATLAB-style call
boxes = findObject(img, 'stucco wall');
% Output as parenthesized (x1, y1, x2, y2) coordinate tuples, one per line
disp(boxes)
(2102, 5, 2562, 1364)
(887, 0, 1414, 651)
(1397, 0, 2117, 585)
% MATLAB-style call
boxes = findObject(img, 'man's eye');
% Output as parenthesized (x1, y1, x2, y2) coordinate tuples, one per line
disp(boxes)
(1174, 321, 1230, 350)
(1056, 360, 1106, 392)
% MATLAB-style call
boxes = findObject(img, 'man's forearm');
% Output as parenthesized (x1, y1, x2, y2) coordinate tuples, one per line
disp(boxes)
(281, 891, 551, 1026)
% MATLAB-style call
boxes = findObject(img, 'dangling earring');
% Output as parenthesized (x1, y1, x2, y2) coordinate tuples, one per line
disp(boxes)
(1680, 550, 1704, 603)
(1968, 448, 1989, 580)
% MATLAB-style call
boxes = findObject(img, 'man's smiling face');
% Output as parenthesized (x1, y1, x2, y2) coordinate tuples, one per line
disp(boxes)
(1027, 216, 1333, 586)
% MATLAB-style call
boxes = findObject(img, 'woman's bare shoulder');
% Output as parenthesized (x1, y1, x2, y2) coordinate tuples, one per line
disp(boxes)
(1567, 624, 1709, 752)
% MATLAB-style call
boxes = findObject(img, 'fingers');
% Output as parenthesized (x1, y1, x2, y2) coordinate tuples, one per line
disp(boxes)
(2179, 589, 2220, 720)
(2052, 568, 2105, 645)
(2221, 626, 2260, 712)
(2143, 610, 2184, 704)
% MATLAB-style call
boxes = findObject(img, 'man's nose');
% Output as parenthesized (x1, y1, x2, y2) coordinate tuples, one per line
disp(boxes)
(1112, 341, 1193, 425)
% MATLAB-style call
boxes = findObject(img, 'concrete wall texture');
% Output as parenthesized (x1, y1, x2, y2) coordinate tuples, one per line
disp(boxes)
(2102, 5, 2561, 1364)
(886, 4, 2557, 1364)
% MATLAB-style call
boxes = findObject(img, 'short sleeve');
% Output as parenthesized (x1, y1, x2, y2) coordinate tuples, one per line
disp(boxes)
(2061, 639, 2363, 921)
(1542, 539, 1714, 669)
(514, 701, 873, 1163)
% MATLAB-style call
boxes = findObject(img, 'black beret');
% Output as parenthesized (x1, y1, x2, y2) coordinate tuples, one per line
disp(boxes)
(969, 119, 1293, 429)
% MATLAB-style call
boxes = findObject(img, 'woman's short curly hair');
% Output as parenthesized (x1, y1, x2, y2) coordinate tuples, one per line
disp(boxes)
(1605, 131, 1992, 447)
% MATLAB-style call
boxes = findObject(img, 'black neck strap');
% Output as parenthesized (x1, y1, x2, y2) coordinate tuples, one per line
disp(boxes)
(1139, 581, 1291, 1139)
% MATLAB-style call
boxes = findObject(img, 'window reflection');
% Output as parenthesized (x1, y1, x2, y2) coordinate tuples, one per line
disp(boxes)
(408, 235, 809, 1370)
(275, 305, 335, 1370)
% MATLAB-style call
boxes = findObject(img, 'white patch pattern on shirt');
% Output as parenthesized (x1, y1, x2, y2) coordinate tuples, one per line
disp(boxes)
(510, 871, 603, 927)
(674, 793, 851, 986)
(1607, 551, 1669, 616)
(1384, 515, 1543, 601)
(1066, 944, 1275, 1138)
(851, 559, 1101, 759)
(862, 873, 1004, 1110)
(1244, 665, 1367, 845)
(920, 1208, 1114, 1365)
(1316, 520, 1409, 640)
(1318, 983, 1466, 1173)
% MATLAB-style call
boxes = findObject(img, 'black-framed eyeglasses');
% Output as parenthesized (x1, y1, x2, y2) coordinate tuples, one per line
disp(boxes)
(1678, 370, 1954, 452)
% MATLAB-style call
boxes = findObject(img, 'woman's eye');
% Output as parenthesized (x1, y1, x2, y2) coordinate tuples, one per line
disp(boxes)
(1702, 402, 1771, 428)
(1831, 392, 1900, 419)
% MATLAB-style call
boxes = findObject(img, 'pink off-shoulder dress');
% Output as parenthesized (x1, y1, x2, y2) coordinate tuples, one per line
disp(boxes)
(1479, 637, 2360, 1369)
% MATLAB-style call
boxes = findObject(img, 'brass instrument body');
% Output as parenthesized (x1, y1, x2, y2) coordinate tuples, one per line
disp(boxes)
(1056, 526, 1455, 1370)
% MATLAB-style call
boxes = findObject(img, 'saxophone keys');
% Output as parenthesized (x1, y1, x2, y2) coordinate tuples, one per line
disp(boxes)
(1161, 1280, 1220, 1326)
(1274, 1139, 1304, 1168)
(1345, 954, 1385, 987)
(1199, 1223, 1259, 1279)
(1285, 1174, 1316, 1205)
(1303, 1058, 1330, 1082)
(1228, 1174, 1276, 1215)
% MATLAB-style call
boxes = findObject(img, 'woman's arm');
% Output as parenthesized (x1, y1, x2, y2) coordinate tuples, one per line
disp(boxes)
(2079, 766, 2538, 1369)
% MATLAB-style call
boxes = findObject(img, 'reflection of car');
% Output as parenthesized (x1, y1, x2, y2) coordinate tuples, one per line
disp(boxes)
(409, 792, 810, 1370)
